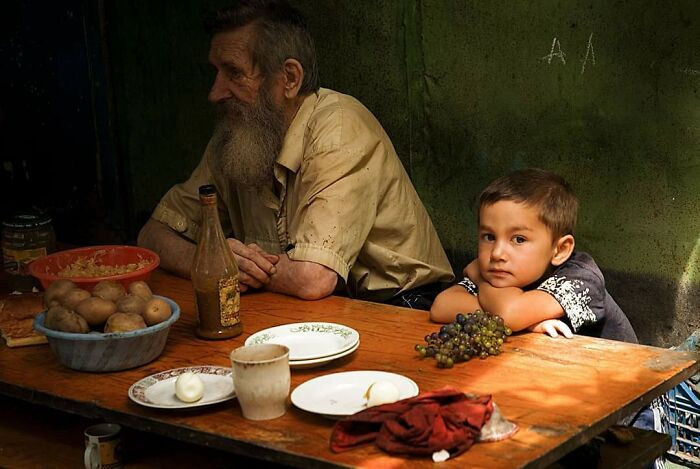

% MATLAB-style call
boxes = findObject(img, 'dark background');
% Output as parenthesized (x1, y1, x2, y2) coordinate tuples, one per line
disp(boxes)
(0, 0, 124, 244)
(2, 0, 699, 347)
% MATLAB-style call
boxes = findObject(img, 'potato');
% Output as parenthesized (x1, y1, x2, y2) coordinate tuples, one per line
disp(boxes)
(76, 297, 117, 327)
(44, 305, 89, 333)
(128, 281, 153, 301)
(115, 294, 146, 316)
(143, 298, 172, 326)
(44, 279, 76, 308)
(92, 280, 126, 303)
(104, 312, 147, 333)
(61, 288, 92, 310)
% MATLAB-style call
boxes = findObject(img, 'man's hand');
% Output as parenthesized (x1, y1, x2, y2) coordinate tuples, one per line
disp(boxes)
(227, 240, 336, 299)
(226, 239, 279, 292)
(528, 319, 573, 339)
(247, 243, 280, 264)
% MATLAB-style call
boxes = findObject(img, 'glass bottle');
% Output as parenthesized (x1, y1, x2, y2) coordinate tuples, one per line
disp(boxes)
(191, 185, 242, 339)
(2, 211, 56, 292)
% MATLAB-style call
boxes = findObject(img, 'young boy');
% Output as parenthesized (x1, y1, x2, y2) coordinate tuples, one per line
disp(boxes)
(430, 168, 638, 343)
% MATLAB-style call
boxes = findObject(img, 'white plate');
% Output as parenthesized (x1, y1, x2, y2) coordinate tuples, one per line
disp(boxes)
(128, 366, 235, 409)
(290, 340, 360, 369)
(291, 370, 419, 417)
(245, 322, 359, 361)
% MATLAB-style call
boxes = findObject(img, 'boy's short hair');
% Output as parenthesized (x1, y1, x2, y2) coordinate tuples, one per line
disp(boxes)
(479, 168, 578, 238)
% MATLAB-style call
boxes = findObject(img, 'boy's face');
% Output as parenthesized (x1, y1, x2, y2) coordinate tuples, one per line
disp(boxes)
(477, 200, 559, 288)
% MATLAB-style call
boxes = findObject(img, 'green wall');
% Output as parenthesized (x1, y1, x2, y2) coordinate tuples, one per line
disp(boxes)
(106, 0, 700, 346)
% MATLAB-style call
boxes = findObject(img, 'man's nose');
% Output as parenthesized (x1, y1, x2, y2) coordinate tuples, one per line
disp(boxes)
(208, 73, 232, 103)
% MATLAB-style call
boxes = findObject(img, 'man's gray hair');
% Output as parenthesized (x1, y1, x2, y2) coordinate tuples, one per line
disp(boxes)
(205, 0, 320, 94)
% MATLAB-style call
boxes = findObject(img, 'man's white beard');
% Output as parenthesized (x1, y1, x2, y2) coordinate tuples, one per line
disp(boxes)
(212, 87, 285, 189)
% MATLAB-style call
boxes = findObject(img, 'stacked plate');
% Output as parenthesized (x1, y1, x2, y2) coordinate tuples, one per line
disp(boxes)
(245, 322, 359, 369)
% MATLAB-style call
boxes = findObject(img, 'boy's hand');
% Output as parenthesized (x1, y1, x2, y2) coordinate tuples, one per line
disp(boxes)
(528, 319, 573, 339)
(464, 260, 484, 284)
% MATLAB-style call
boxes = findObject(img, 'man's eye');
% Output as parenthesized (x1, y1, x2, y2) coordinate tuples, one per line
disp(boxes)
(513, 236, 526, 244)
(222, 66, 243, 80)
(226, 70, 242, 80)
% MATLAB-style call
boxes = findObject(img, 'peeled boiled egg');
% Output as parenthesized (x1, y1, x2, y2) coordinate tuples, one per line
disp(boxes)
(175, 372, 204, 403)
(364, 380, 400, 407)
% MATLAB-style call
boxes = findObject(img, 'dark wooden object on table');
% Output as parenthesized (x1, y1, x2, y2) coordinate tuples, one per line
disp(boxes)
(0, 270, 697, 468)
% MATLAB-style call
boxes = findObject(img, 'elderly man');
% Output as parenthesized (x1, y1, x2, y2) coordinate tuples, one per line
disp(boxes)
(138, 0, 453, 307)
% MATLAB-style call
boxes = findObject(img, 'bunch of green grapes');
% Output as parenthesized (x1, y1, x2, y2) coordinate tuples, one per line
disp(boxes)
(415, 310, 511, 368)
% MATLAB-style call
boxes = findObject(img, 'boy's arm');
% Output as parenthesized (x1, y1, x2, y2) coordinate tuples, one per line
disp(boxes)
(465, 260, 566, 332)
(477, 283, 565, 331)
(429, 285, 482, 323)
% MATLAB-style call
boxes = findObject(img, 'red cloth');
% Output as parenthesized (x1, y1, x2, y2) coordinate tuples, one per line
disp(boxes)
(330, 387, 493, 457)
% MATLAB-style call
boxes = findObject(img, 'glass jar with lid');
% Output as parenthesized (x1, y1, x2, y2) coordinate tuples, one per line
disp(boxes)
(2, 212, 56, 290)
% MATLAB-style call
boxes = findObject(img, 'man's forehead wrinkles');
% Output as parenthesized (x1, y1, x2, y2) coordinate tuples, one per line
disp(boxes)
(211, 29, 253, 54)
(211, 41, 250, 61)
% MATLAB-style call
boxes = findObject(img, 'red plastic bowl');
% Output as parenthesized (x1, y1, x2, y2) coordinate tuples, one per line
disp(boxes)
(28, 245, 160, 292)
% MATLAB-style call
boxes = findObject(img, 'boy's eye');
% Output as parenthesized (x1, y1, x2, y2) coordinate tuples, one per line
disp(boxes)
(481, 233, 495, 242)
(513, 236, 526, 244)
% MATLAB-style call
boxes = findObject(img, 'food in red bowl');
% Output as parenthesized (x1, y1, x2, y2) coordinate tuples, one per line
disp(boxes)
(28, 245, 160, 292)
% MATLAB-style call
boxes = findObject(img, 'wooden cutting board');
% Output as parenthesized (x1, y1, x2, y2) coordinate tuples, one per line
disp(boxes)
(0, 293, 48, 347)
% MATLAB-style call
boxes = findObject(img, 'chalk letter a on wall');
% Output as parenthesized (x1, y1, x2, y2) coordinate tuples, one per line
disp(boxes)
(542, 37, 566, 65)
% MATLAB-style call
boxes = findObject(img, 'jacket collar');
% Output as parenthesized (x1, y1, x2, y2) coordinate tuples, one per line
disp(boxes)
(275, 90, 320, 173)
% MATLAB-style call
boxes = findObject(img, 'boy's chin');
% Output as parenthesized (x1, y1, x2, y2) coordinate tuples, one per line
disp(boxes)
(485, 274, 538, 289)
(486, 277, 523, 289)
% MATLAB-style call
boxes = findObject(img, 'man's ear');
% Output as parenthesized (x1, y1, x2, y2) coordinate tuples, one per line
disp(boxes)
(281, 58, 304, 98)
(551, 234, 575, 266)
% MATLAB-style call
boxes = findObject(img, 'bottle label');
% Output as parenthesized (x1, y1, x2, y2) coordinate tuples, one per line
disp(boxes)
(2, 247, 47, 275)
(218, 277, 241, 327)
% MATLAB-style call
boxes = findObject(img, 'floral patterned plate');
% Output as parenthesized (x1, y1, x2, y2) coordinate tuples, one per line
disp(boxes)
(128, 366, 235, 409)
(245, 322, 360, 361)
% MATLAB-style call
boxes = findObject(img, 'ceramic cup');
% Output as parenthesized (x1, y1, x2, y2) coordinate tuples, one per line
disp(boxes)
(230, 343, 290, 420)
(84, 423, 122, 469)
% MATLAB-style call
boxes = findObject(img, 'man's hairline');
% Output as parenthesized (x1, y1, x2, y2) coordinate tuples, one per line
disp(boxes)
(209, 21, 264, 70)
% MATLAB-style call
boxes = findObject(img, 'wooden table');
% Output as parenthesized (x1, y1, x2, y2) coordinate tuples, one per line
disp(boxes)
(1, 271, 698, 468)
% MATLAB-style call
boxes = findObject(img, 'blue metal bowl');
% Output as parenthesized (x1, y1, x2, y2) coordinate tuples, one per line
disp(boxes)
(34, 295, 180, 372)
